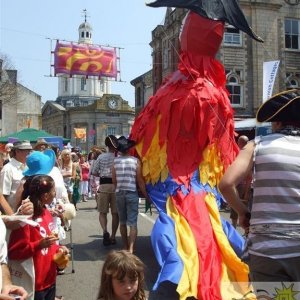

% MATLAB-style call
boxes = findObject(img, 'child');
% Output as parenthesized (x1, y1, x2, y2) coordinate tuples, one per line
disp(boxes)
(8, 175, 69, 300)
(97, 250, 146, 300)
(79, 154, 90, 202)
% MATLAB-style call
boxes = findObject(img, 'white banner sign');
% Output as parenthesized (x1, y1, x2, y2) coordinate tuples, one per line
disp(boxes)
(263, 60, 280, 102)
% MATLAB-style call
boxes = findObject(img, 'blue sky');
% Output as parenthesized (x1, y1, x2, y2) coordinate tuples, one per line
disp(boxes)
(0, 1, 166, 106)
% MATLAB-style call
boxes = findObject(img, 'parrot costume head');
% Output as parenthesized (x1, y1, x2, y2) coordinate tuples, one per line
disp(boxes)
(147, 0, 263, 42)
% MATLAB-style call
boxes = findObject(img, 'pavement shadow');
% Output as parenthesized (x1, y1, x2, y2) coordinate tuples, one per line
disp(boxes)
(63, 234, 113, 262)
(134, 235, 181, 300)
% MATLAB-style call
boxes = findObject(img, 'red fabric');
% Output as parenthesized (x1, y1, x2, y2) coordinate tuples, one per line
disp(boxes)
(130, 12, 240, 298)
(180, 12, 224, 57)
(80, 162, 90, 181)
(172, 190, 222, 299)
(131, 13, 238, 181)
(8, 209, 59, 292)
(54, 42, 117, 79)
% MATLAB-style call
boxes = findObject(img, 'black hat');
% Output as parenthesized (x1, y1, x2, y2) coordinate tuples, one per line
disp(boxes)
(105, 135, 118, 149)
(256, 89, 300, 123)
(147, 0, 263, 42)
(117, 136, 136, 153)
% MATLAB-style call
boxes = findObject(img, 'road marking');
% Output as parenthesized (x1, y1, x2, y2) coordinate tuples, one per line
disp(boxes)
(140, 212, 155, 224)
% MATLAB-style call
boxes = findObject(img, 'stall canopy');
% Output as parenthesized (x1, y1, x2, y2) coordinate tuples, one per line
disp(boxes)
(0, 128, 69, 145)
(235, 118, 272, 135)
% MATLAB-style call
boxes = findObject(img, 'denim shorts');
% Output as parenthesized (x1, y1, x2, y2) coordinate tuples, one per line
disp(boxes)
(63, 177, 73, 194)
(115, 190, 139, 226)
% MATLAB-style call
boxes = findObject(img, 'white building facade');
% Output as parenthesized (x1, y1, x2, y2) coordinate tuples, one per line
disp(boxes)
(0, 60, 41, 136)
(56, 19, 112, 108)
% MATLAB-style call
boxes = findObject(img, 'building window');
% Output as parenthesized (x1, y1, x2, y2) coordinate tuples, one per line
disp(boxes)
(224, 25, 241, 46)
(226, 73, 243, 107)
(163, 46, 168, 69)
(136, 87, 142, 107)
(66, 100, 74, 107)
(285, 19, 300, 50)
(63, 77, 68, 92)
(81, 32, 84, 38)
(100, 80, 104, 92)
(81, 77, 87, 91)
(86, 32, 89, 38)
(107, 127, 116, 136)
(286, 73, 299, 88)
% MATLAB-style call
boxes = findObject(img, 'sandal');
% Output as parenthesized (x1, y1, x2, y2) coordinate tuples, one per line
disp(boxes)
(110, 238, 116, 245)
(103, 232, 111, 246)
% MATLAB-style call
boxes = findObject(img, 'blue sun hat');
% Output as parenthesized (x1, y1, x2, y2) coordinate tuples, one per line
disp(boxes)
(23, 149, 56, 176)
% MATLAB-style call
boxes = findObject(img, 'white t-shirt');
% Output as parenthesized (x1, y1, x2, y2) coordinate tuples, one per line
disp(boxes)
(0, 219, 7, 292)
(0, 158, 25, 211)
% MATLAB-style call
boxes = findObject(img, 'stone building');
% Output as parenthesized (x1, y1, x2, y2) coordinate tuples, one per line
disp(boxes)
(131, 1, 300, 120)
(130, 70, 153, 115)
(0, 59, 41, 136)
(42, 13, 135, 151)
(42, 94, 134, 151)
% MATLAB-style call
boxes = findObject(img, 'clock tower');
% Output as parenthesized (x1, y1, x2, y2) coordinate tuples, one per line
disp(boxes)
(56, 10, 112, 108)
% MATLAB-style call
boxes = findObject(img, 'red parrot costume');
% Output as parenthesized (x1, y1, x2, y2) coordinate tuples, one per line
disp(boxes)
(130, 2, 263, 299)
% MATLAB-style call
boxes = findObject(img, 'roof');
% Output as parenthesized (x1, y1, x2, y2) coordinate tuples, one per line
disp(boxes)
(0, 128, 69, 144)
(78, 22, 92, 30)
(42, 101, 66, 114)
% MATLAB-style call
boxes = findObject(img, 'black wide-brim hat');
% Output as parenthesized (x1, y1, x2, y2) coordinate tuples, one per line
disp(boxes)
(117, 136, 136, 153)
(256, 89, 300, 122)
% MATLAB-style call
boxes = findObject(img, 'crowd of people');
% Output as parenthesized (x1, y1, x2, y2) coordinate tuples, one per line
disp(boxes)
(0, 135, 150, 300)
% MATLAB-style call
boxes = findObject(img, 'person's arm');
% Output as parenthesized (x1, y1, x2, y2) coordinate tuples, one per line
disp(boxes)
(1, 263, 28, 299)
(219, 141, 255, 230)
(71, 163, 76, 180)
(136, 159, 152, 204)
(79, 164, 83, 181)
(14, 179, 27, 213)
(4, 197, 34, 230)
(112, 164, 117, 191)
(0, 195, 13, 216)
(91, 157, 100, 176)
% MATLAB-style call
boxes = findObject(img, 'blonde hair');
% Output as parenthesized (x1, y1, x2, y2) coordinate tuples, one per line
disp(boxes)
(97, 250, 146, 300)
(60, 149, 72, 169)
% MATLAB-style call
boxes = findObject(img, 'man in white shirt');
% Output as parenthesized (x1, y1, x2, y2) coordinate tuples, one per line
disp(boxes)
(0, 218, 28, 299)
(0, 141, 32, 214)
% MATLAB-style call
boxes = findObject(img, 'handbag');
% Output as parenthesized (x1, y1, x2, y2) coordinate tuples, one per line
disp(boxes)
(8, 257, 35, 300)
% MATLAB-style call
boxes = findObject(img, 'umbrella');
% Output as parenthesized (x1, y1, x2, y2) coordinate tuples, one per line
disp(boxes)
(0, 128, 69, 144)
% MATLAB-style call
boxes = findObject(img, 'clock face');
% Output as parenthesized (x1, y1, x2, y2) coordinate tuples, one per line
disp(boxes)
(108, 98, 117, 109)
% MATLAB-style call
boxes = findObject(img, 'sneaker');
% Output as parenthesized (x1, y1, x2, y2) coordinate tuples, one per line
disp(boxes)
(103, 232, 111, 246)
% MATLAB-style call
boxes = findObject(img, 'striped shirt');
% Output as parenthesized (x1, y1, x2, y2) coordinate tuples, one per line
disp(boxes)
(248, 133, 300, 258)
(114, 156, 138, 192)
(92, 152, 115, 178)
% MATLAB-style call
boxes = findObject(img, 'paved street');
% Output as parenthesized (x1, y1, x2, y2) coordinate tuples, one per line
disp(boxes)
(56, 197, 177, 300)
(56, 198, 236, 300)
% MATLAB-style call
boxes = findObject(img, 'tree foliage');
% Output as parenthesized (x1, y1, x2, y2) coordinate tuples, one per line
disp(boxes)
(0, 53, 18, 106)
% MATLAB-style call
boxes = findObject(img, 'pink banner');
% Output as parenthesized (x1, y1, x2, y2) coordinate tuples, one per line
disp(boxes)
(54, 42, 117, 79)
